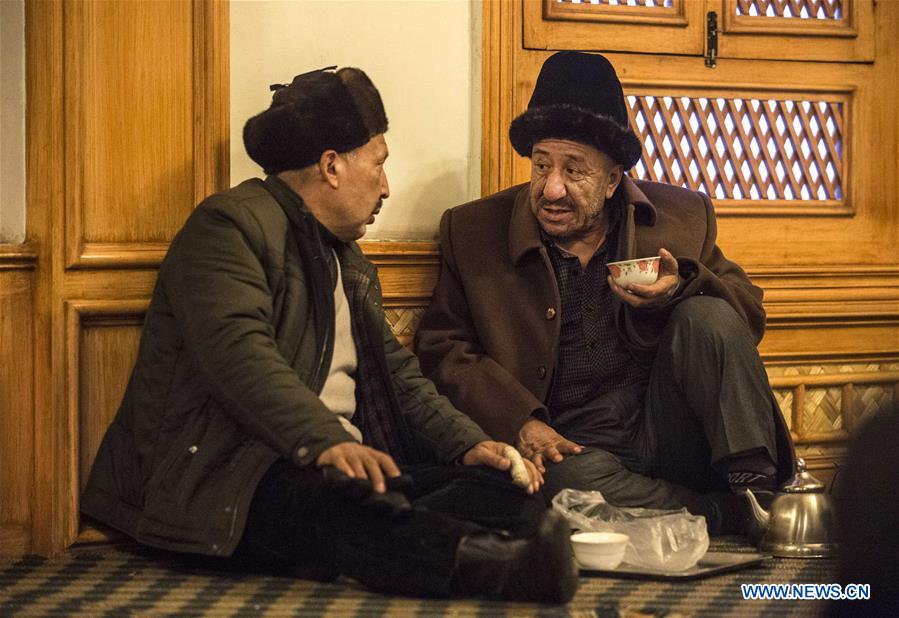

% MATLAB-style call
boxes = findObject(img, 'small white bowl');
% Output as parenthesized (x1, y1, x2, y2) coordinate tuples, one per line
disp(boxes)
(570, 532, 630, 570)
(607, 256, 660, 288)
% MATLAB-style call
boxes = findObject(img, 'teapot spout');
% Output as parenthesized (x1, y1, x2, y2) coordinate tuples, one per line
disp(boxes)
(743, 488, 771, 531)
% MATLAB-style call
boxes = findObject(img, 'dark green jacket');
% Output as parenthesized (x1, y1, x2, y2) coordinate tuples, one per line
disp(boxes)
(81, 177, 490, 556)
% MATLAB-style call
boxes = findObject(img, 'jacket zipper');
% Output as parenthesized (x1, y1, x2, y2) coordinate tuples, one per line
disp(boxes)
(308, 226, 335, 394)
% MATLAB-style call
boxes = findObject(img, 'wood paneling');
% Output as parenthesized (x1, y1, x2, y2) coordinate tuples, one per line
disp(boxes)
(0, 250, 35, 556)
(68, 303, 147, 495)
(18, 0, 230, 557)
(524, 0, 706, 56)
(481, 0, 517, 196)
(66, 301, 146, 539)
(63, 0, 229, 269)
(718, 0, 875, 62)
(361, 241, 441, 303)
(65, 0, 194, 268)
(192, 0, 230, 204)
(524, 0, 875, 62)
(26, 0, 65, 557)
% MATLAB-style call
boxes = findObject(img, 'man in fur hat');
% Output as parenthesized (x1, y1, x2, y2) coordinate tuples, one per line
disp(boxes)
(81, 66, 577, 603)
(415, 52, 795, 536)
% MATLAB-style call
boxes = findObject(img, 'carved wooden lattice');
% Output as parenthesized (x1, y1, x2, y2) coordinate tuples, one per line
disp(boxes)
(543, 0, 685, 27)
(556, 0, 673, 6)
(626, 94, 844, 202)
(735, 0, 843, 19)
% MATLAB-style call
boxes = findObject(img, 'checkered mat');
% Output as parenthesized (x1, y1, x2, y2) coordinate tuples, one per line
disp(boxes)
(0, 539, 837, 617)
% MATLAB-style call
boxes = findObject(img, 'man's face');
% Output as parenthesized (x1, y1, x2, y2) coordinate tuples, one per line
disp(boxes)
(528, 139, 623, 241)
(332, 134, 390, 242)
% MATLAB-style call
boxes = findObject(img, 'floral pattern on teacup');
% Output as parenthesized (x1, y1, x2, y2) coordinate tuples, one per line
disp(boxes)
(608, 257, 660, 285)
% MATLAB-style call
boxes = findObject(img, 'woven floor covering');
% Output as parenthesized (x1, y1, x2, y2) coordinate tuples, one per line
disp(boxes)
(1, 538, 838, 617)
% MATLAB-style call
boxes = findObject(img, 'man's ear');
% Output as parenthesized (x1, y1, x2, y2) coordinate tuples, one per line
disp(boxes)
(318, 150, 341, 189)
(606, 164, 624, 199)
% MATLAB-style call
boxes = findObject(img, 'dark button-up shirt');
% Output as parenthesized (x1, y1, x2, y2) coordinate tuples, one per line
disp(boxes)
(543, 207, 649, 413)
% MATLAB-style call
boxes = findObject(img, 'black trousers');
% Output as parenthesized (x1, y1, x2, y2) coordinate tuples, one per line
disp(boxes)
(543, 296, 781, 523)
(219, 460, 546, 597)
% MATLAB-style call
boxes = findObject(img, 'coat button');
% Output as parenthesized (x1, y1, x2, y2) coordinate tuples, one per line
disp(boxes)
(296, 446, 309, 459)
(538, 366, 547, 379)
(545, 307, 556, 320)
(188, 445, 198, 454)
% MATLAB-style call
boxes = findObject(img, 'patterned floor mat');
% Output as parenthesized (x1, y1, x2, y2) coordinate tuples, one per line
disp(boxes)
(0, 539, 840, 617)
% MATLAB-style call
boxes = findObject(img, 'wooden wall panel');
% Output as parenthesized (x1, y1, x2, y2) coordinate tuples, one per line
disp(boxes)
(65, 302, 145, 542)
(69, 306, 146, 495)
(21, 0, 230, 556)
(65, 0, 196, 269)
(0, 253, 35, 556)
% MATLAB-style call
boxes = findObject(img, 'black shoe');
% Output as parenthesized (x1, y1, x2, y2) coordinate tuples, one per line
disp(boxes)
(451, 510, 578, 604)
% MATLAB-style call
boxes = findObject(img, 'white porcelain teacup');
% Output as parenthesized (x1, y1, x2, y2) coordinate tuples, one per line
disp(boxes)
(570, 531, 630, 570)
(607, 256, 660, 288)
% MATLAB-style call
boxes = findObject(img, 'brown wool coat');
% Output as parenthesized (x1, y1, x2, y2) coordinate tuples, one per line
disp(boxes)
(415, 176, 769, 447)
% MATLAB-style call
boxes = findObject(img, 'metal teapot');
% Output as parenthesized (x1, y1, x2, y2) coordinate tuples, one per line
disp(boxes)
(744, 458, 838, 558)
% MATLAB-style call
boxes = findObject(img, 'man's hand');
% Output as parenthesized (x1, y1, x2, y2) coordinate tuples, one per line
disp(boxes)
(316, 442, 400, 493)
(608, 247, 680, 309)
(462, 440, 544, 495)
(517, 418, 582, 471)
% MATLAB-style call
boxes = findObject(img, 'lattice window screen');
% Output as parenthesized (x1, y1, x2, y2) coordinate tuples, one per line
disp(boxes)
(626, 94, 844, 203)
(735, 0, 843, 19)
(556, 0, 674, 6)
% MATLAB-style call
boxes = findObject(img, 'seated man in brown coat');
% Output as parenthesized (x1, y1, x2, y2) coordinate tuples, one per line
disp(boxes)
(415, 52, 795, 536)
(80, 66, 577, 603)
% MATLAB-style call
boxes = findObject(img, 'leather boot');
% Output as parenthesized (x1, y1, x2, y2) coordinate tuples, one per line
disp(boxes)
(450, 509, 578, 604)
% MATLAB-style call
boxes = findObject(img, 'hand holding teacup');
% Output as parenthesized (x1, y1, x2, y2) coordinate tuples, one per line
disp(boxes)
(608, 248, 679, 309)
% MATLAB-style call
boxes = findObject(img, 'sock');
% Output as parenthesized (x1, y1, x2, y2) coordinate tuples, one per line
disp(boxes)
(707, 492, 743, 536)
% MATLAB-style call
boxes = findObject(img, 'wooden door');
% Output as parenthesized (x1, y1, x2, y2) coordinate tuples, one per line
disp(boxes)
(524, 0, 874, 62)
(485, 0, 899, 483)
(19, 0, 229, 555)
(714, 0, 874, 62)
(524, 0, 707, 55)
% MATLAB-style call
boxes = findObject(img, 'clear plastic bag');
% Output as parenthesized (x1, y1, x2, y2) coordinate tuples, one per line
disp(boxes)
(552, 489, 709, 572)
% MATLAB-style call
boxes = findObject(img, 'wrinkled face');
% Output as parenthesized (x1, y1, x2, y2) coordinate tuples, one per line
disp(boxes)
(332, 134, 390, 242)
(528, 139, 623, 241)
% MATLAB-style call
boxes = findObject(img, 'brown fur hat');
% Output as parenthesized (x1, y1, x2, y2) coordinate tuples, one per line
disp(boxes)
(243, 66, 388, 174)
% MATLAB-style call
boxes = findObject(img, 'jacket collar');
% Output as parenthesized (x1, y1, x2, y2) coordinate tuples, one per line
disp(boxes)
(263, 174, 374, 276)
(508, 174, 657, 265)
(263, 174, 342, 245)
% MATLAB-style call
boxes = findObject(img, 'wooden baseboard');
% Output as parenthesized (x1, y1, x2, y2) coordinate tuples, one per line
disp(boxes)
(0, 524, 31, 557)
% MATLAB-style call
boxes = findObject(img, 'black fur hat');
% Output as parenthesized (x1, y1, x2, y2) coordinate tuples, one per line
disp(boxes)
(509, 52, 642, 169)
(243, 66, 388, 174)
